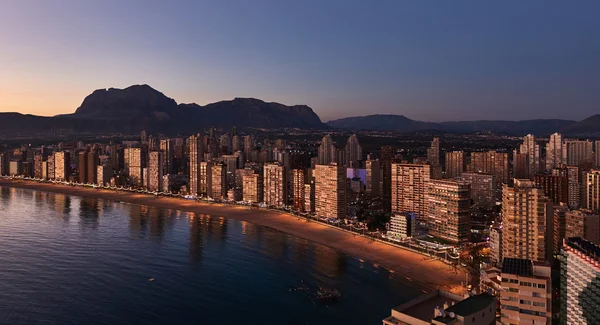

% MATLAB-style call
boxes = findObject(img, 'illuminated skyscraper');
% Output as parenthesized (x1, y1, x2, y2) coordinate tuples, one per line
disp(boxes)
(317, 135, 336, 165)
(519, 134, 540, 178)
(291, 169, 305, 210)
(148, 151, 164, 192)
(200, 161, 211, 196)
(545, 133, 563, 170)
(54, 151, 70, 181)
(502, 179, 553, 263)
(242, 173, 263, 203)
(444, 151, 464, 178)
(314, 163, 346, 219)
(425, 179, 471, 243)
(585, 170, 600, 212)
(460, 172, 495, 209)
(469, 150, 509, 184)
(263, 163, 287, 207)
(188, 134, 204, 195)
(426, 137, 440, 167)
(564, 139, 593, 166)
(210, 163, 226, 199)
(159, 139, 173, 175)
(391, 163, 430, 220)
(366, 156, 381, 198)
(345, 134, 362, 168)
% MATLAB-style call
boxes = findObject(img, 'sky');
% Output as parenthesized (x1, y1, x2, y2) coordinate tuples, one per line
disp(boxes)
(1, 1, 599, 122)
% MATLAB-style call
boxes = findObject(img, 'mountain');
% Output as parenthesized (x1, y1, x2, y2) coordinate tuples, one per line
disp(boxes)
(326, 114, 595, 135)
(0, 85, 325, 136)
(326, 114, 438, 131)
(560, 114, 600, 136)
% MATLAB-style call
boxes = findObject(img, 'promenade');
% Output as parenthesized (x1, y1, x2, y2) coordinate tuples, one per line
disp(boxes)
(0, 178, 465, 294)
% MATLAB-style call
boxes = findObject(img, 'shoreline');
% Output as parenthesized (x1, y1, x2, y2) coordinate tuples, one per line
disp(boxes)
(0, 179, 465, 294)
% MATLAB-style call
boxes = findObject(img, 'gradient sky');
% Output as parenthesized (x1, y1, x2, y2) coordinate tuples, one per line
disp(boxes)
(1, 0, 599, 122)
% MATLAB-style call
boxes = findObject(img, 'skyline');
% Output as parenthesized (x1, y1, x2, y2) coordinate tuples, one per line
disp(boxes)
(2, 1, 600, 122)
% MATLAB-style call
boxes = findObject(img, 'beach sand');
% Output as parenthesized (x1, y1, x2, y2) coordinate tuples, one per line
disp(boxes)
(0, 179, 465, 294)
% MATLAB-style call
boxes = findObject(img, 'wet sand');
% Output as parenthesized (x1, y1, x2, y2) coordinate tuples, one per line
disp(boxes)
(0, 179, 465, 293)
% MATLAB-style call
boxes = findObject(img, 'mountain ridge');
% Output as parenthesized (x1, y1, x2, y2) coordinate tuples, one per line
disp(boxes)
(1, 85, 598, 136)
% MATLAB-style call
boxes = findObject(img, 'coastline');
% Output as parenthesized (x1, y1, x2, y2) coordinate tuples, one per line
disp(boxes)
(0, 179, 465, 294)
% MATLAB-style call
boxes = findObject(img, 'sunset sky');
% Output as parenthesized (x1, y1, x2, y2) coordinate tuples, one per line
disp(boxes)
(1, 0, 599, 121)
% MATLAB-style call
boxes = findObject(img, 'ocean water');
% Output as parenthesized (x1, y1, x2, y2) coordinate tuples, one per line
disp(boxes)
(0, 187, 424, 325)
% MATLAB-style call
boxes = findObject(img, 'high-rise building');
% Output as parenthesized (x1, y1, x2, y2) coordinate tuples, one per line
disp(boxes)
(263, 163, 287, 207)
(426, 137, 440, 167)
(219, 133, 231, 155)
(391, 164, 430, 220)
(41, 161, 48, 180)
(198, 161, 211, 197)
(553, 204, 569, 254)
(242, 173, 263, 203)
(0, 153, 7, 176)
(545, 133, 563, 170)
(291, 169, 305, 211)
(460, 172, 495, 209)
(560, 237, 600, 325)
(87, 151, 97, 184)
(585, 170, 600, 212)
(140, 130, 147, 144)
(304, 181, 315, 213)
(500, 258, 552, 325)
(9, 161, 23, 176)
(232, 135, 241, 153)
(564, 139, 594, 166)
(47, 155, 55, 180)
(425, 179, 471, 243)
(317, 135, 336, 165)
(469, 150, 509, 184)
(125, 148, 144, 186)
(490, 226, 502, 266)
(159, 139, 173, 175)
(345, 134, 362, 168)
(562, 166, 581, 209)
(78, 151, 88, 183)
(188, 134, 204, 195)
(381, 146, 393, 212)
(314, 163, 346, 219)
(210, 163, 226, 199)
(148, 151, 164, 192)
(243, 135, 254, 162)
(512, 151, 529, 179)
(33, 155, 43, 179)
(54, 151, 70, 181)
(365, 156, 381, 199)
(502, 180, 553, 263)
(97, 165, 112, 186)
(595, 140, 600, 168)
(534, 173, 568, 205)
(444, 151, 464, 178)
(222, 155, 238, 189)
(565, 209, 600, 245)
(519, 134, 540, 178)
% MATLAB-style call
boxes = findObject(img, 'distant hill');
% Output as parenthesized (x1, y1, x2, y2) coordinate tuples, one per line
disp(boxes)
(326, 114, 598, 136)
(560, 114, 600, 136)
(326, 114, 438, 131)
(0, 85, 325, 136)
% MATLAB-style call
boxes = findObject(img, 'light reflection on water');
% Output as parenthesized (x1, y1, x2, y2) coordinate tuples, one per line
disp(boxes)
(0, 186, 423, 325)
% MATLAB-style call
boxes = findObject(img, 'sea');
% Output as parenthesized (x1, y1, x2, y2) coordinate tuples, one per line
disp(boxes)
(0, 186, 425, 325)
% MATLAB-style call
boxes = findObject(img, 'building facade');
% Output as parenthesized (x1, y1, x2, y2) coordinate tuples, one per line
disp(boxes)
(425, 179, 471, 243)
(391, 164, 431, 221)
(560, 237, 600, 325)
(314, 163, 346, 218)
(502, 180, 553, 263)
(263, 163, 287, 207)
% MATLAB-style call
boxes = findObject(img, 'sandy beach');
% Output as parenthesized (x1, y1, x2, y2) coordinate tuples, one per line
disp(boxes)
(0, 179, 465, 293)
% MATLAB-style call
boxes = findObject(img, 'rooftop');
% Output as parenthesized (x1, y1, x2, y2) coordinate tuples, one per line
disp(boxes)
(501, 257, 533, 276)
(567, 237, 600, 262)
(394, 291, 461, 322)
(445, 293, 495, 316)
